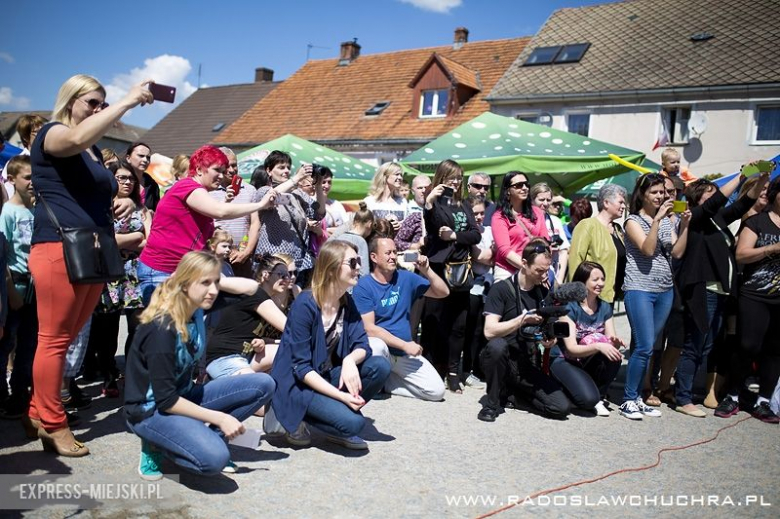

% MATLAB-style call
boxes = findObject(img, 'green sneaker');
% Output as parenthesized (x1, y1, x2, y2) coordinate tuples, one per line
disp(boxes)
(138, 441, 163, 481)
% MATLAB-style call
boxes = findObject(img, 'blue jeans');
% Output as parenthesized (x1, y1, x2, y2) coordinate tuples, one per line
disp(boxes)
(137, 261, 172, 306)
(623, 289, 674, 402)
(675, 291, 725, 406)
(305, 356, 390, 438)
(127, 373, 275, 475)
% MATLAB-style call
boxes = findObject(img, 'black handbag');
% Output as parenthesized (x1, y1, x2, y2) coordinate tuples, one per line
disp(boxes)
(38, 193, 124, 284)
(444, 258, 474, 291)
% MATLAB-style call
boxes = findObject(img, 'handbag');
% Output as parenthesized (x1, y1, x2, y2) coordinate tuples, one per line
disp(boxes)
(444, 258, 474, 291)
(38, 193, 124, 284)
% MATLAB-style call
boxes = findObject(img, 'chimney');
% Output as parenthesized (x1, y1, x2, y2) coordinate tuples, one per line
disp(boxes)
(339, 38, 361, 65)
(453, 27, 469, 49)
(255, 67, 274, 82)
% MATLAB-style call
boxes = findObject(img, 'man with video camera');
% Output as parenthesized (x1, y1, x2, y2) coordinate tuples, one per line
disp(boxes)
(478, 239, 572, 422)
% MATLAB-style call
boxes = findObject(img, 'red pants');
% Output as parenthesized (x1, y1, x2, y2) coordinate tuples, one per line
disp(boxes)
(28, 242, 103, 431)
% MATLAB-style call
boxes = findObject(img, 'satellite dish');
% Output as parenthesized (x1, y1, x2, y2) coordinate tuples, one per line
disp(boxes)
(688, 113, 708, 136)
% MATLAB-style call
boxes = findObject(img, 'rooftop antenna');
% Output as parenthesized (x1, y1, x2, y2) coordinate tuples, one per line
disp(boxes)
(306, 43, 329, 61)
(197, 63, 202, 89)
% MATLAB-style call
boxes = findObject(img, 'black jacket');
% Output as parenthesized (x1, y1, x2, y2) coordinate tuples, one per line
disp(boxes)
(676, 190, 755, 332)
(422, 198, 481, 264)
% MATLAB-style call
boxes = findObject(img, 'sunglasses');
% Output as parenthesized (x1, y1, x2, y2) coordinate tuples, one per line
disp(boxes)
(510, 181, 529, 190)
(530, 243, 551, 254)
(638, 173, 664, 188)
(274, 271, 296, 280)
(80, 98, 109, 110)
(115, 175, 136, 184)
(344, 257, 362, 269)
(470, 183, 490, 190)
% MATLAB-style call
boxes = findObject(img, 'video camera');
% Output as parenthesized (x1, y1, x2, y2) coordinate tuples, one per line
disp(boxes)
(519, 282, 587, 342)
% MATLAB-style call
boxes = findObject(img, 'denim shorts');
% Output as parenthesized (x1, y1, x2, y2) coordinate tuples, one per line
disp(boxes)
(206, 354, 250, 380)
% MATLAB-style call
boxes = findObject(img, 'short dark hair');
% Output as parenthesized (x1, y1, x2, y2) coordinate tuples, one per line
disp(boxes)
(264, 150, 292, 172)
(572, 261, 605, 285)
(125, 141, 151, 159)
(630, 173, 666, 214)
(250, 165, 270, 189)
(522, 238, 552, 264)
(569, 198, 593, 225)
(685, 179, 717, 208)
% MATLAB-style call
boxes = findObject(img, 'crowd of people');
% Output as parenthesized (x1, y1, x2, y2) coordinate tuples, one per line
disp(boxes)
(1, 74, 778, 480)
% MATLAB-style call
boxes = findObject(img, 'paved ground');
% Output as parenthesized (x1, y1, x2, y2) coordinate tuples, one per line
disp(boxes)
(1, 313, 778, 518)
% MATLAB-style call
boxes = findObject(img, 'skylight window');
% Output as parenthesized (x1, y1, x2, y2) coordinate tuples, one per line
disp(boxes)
(365, 101, 391, 116)
(212, 123, 226, 132)
(523, 43, 590, 66)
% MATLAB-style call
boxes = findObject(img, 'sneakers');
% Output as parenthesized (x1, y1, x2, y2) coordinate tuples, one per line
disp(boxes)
(635, 398, 662, 417)
(138, 441, 163, 481)
(594, 400, 610, 417)
(284, 422, 312, 447)
(325, 435, 368, 450)
(714, 397, 740, 418)
(751, 402, 780, 424)
(619, 400, 643, 420)
(221, 460, 238, 474)
(464, 373, 486, 389)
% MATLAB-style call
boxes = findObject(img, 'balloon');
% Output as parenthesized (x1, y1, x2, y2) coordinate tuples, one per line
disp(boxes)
(608, 154, 653, 174)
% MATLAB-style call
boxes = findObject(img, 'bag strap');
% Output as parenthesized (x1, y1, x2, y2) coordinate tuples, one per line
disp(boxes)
(516, 215, 533, 239)
(280, 200, 310, 250)
(36, 192, 63, 231)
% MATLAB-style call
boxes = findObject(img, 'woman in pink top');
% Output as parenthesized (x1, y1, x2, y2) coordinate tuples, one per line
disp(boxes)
(137, 145, 275, 303)
(491, 172, 550, 281)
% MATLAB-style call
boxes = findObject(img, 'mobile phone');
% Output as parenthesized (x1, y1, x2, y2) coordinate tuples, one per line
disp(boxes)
(672, 200, 688, 213)
(441, 186, 454, 199)
(230, 174, 243, 196)
(403, 252, 419, 262)
(148, 83, 176, 103)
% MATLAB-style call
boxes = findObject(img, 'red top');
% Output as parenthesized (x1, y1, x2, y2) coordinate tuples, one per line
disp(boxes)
(491, 205, 550, 273)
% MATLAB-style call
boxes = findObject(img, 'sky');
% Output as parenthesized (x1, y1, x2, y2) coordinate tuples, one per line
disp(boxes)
(1, 0, 614, 130)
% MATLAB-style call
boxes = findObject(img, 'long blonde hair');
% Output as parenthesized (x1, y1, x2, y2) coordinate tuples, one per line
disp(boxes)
(310, 240, 357, 307)
(51, 74, 106, 128)
(368, 162, 403, 200)
(140, 251, 221, 342)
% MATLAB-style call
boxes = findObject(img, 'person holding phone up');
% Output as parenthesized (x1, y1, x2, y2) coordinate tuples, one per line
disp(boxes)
(672, 170, 769, 418)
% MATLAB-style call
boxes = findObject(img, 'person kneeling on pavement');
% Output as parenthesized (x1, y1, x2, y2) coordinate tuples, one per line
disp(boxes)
(478, 239, 572, 422)
(353, 237, 449, 401)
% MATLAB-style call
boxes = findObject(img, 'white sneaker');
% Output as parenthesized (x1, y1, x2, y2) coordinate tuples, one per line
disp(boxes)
(325, 435, 368, 450)
(465, 373, 486, 389)
(594, 400, 610, 417)
(635, 398, 662, 417)
(619, 400, 643, 420)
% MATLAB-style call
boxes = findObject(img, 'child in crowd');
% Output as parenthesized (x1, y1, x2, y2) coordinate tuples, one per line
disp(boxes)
(660, 148, 697, 184)
(207, 229, 235, 277)
(0, 155, 36, 419)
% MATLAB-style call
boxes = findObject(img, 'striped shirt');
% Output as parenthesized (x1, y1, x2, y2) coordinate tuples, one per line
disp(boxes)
(209, 183, 257, 245)
(622, 214, 674, 293)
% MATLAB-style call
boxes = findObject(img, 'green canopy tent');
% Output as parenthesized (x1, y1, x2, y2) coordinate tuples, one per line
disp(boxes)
(574, 158, 663, 200)
(236, 134, 374, 201)
(401, 112, 646, 195)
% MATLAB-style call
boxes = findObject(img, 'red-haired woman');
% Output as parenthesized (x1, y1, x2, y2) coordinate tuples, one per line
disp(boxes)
(137, 145, 276, 303)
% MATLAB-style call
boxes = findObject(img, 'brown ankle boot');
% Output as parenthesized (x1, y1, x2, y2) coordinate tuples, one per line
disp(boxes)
(38, 427, 90, 457)
(703, 373, 719, 409)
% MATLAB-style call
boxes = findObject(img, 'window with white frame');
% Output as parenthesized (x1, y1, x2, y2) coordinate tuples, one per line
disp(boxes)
(420, 89, 448, 118)
(567, 113, 590, 136)
(662, 107, 691, 144)
(754, 106, 780, 142)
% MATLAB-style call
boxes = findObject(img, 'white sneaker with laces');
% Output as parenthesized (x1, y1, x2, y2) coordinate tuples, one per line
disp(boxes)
(619, 400, 643, 420)
(635, 398, 662, 417)
(594, 400, 610, 417)
(465, 373, 486, 389)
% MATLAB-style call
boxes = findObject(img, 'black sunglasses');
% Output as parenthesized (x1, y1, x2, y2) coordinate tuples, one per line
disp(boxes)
(344, 257, 362, 269)
(530, 243, 551, 254)
(470, 183, 490, 190)
(510, 181, 529, 189)
(82, 98, 109, 110)
(638, 173, 664, 188)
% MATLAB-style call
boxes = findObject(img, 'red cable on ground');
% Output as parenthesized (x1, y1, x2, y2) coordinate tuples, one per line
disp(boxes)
(475, 415, 753, 519)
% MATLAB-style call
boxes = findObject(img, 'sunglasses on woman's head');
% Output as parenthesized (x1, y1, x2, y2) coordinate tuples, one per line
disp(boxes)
(344, 257, 362, 269)
(638, 173, 664, 188)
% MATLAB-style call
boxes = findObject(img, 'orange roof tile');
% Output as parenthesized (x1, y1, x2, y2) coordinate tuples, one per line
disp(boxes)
(216, 37, 529, 147)
(436, 55, 481, 91)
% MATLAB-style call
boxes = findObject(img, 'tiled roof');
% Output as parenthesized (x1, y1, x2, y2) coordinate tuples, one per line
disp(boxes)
(435, 55, 481, 91)
(142, 81, 278, 157)
(216, 37, 528, 147)
(490, 0, 780, 100)
(0, 110, 145, 143)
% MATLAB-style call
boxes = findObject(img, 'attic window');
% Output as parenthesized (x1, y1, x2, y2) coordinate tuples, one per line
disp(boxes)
(212, 123, 226, 132)
(523, 43, 590, 66)
(365, 101, 391, 116)
(690, 32, 714, 42)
